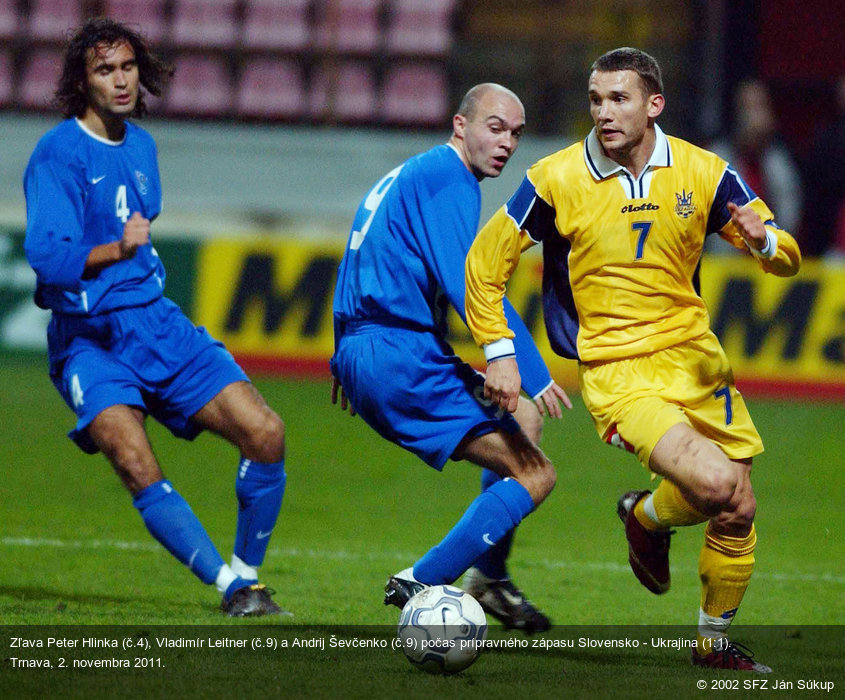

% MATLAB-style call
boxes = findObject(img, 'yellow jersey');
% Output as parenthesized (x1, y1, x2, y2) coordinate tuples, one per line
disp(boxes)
(466, 125, 801, 363)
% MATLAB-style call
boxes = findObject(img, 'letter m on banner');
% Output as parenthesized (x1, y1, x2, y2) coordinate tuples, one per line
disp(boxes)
(712, 278, 818, 360)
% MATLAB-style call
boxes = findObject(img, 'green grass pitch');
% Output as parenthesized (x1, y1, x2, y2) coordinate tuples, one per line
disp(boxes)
(1, 353, 842, 697)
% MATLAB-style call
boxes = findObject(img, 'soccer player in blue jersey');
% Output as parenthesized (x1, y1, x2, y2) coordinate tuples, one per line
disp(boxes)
(466, 48, 800, 670)
(23, 18, 288, 617)
(331, 83, 571, 634)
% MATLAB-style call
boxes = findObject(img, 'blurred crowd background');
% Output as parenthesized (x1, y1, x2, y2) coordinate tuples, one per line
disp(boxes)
(1, 0, 843, 256)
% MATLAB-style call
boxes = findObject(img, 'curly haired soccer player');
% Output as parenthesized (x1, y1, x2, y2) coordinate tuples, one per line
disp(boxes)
(331, 83, 571, 634)
(23, 18, 288, 617)
(465, 48, 800, 670)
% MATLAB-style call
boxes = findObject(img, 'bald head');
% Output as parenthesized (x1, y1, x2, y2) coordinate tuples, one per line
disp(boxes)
(457, 83, 524, 122)
(450, 83, 525, 180)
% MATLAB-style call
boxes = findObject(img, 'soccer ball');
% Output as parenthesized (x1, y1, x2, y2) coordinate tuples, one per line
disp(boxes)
(397, 585, 487, 674)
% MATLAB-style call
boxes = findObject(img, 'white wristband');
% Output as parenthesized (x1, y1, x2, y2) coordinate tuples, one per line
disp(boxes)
(751, 229, 778, 259)
(483, 338, 515, 363)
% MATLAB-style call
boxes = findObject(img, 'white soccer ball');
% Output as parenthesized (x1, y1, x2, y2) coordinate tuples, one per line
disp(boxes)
(397, 585, 487, 674)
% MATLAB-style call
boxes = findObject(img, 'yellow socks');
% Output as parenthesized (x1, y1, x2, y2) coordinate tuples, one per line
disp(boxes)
(633, 480, 708, 530)
(629, 480, 756, 656)
(695, 523, 756, 655)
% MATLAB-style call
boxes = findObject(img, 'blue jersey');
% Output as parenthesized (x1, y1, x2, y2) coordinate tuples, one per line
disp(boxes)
(333, 144, 552, 398)
(24, 118, 165, 316)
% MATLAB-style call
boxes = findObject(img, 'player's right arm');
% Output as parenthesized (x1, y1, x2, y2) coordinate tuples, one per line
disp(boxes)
(24, 157, 91, 290)
(83, 212, 150, 278)
(24, 151, 149, 289)
(466, 203, 539, 413)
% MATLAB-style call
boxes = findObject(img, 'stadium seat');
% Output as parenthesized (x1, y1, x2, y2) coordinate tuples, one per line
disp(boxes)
(381, 64, 448, 126)
(18, 48, 63, 110)
(236, 57, 305, 119)
(0, 50, 12, 106)
(0, 0, 18, 40)
(102, 0, 169, 45)
(385, 0, 457, 56)
(314, 0, 382, 54)
(242, 0, 311, 51)
(309, 60, 376, 122)
(171, 0, 238, 49)
(164, 54, 232, 117)
(26, 0, 84, 41)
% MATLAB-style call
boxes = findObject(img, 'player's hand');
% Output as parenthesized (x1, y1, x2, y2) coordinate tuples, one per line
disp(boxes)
(331, 376, 356, 416)
(484, 357, 521, 414)
(727, 201, 766, 252)
(534, 381, 572, 419)
(119, 212, 151, 259)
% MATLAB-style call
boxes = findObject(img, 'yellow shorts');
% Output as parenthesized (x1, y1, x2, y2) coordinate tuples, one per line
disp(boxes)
(578, 330, 763, 468)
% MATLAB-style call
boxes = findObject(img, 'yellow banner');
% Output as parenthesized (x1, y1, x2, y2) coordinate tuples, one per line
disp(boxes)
(700, 256, 845, 385)
(195, 238, 845, 392)
(195, 238, 341, 358)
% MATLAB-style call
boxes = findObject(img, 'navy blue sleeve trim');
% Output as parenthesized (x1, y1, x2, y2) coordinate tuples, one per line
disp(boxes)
(505, 175, 557, 243)
(707, 165, 757, 233)
(541, 233, 580, 360)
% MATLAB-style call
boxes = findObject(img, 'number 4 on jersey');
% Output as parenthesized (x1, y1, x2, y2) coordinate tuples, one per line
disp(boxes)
(115, 184, 130, 223)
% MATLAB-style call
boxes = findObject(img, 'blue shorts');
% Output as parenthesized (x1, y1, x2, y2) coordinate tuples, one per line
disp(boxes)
(47, 297, 248, 454)
(330, 323, 519, 470)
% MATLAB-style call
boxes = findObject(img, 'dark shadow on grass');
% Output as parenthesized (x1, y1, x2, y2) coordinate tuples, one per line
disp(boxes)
(0, 585, 223, 622)
(0, 584, 136, 606)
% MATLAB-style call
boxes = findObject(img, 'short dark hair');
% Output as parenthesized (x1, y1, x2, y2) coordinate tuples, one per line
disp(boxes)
(55, 17, 173, 118)
(590, 47, 664, 96)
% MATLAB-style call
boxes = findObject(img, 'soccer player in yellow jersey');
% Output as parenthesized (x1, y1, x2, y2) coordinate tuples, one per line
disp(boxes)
(465, 48, 800, 672)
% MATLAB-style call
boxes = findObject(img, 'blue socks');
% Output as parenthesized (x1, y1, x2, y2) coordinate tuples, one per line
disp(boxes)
(471, 469, 514, 579)
(133, 480, 225, 585)
(234, 458, 286, 569)
(132, 458, 286, 592)
(413, 477, 534, 585)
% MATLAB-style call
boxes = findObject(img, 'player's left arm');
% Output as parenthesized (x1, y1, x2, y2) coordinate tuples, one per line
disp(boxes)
(710, 165, 801, 277)
(725, 200, 800, 276)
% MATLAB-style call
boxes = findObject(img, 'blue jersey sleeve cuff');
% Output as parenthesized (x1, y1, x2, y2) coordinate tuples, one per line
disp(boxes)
(483, 338, 516, 363)
(530, 378, 554, 401)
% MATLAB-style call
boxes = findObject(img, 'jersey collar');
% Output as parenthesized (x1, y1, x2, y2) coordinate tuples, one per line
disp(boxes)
(583, 123, 672, 180)
(74, 117, 127, 146)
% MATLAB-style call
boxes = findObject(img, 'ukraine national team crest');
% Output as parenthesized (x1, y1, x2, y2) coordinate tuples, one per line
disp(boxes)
(674, 189, 696, 218)
(135, 170, 149, 195)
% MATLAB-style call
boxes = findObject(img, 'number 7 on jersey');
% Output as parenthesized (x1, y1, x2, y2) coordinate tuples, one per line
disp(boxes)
(632, 221, 652, 260)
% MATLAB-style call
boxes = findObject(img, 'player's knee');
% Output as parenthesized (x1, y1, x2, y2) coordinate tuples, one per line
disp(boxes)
(243, 411, 285, 463)
(724, 483, 756, 529)
(732, 501, 756, 532)
(697, 464, 738, 515)
(107, 443, 161, 493)
(710, 490, 756, 534)
(538, 462, 557, 502)
(522, 457, 556, 506)
(515, 402, 543, 445)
